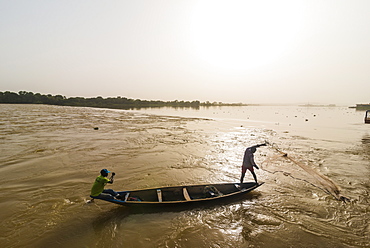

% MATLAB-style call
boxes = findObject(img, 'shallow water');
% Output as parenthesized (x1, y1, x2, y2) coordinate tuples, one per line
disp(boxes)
(0, 104, 369, 247)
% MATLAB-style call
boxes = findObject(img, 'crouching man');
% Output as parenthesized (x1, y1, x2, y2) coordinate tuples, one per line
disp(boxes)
(90, 169, 120, 200)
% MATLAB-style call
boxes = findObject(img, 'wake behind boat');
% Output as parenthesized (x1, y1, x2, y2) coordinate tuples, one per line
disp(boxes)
(91, 182, 264, 208)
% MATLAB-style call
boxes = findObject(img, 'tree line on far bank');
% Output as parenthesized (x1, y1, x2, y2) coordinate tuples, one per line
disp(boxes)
(0, 91, 247, 109)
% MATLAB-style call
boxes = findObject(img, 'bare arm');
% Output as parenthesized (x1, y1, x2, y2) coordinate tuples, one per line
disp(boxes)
(107, 172, 115, 184)
(254, 143, 267, 148)
(250, 154, 259, 169)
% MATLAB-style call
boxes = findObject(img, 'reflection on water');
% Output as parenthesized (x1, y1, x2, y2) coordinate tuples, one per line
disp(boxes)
(362, 134, 370, 155)
(0, 104, 369, 247)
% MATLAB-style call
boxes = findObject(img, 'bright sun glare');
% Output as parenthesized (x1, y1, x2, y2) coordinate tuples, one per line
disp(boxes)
(190, 0, 305, 73)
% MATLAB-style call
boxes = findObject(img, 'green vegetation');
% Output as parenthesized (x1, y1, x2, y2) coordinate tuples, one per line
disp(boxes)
(0, 91, 246, 109)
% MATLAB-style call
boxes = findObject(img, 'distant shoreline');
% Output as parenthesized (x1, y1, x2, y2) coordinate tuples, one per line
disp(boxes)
(1, 91, 361, 110)
(352, 104, 370, 110)
(0, 91, 252, 110)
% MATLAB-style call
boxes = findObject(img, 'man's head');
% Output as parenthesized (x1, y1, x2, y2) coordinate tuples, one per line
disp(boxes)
(100, 169, 110, 177)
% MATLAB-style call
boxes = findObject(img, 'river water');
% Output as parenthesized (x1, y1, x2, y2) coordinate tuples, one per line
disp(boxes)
(0, 104, 369, 247)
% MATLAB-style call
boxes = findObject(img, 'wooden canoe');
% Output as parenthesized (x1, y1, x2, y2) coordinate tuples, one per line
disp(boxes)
(92, 182, 264, 208)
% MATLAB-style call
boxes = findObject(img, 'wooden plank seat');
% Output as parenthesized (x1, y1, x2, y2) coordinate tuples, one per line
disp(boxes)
(157, 189, 162, 202)
(183, 187, 191, 201)
(124, 193, 130, 201)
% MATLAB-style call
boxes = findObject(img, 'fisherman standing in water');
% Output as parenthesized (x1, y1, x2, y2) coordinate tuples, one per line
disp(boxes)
(241, 143, 267, 184)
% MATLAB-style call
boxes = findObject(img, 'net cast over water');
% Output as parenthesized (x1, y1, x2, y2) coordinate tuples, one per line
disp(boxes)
(262, 142, 350, 202)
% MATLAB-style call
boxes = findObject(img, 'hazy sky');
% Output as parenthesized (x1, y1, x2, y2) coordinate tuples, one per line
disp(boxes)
(1, 0, 369, 105)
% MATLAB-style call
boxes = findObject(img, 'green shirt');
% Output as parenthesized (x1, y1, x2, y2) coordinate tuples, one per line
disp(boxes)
(91, 175, 110, 196)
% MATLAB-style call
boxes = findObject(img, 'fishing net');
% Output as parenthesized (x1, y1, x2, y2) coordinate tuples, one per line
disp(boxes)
(261, 142, 349, 202)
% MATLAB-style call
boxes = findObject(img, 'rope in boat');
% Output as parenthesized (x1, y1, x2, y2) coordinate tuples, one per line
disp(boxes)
(261, 142, 350, 202)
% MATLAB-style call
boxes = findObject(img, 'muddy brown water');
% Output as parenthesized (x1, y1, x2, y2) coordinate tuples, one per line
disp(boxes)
(0, 104, 369, 247)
